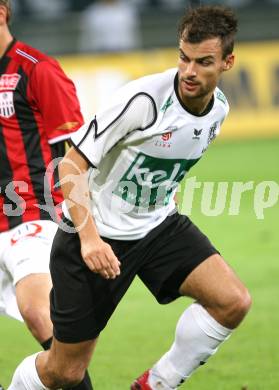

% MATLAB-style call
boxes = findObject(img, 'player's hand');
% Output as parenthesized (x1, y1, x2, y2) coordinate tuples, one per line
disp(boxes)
(80, 237, 121, 279)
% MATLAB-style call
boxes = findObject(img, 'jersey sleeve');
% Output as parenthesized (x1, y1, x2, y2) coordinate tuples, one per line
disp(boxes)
(29, 60, 84, 144)
(213, 88, 230, 141)
(70, 86, 157, 167)
(216, 88, 230, 123)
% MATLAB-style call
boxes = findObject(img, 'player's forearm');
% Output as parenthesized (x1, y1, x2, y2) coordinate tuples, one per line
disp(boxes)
(58, 150, 100, 241)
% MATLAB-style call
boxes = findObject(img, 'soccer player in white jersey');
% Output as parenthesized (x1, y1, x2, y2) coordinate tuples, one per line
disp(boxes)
(8, 5, 251, 390)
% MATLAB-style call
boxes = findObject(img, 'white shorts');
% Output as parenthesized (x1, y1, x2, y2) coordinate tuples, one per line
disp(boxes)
(0, 220, 58, 321)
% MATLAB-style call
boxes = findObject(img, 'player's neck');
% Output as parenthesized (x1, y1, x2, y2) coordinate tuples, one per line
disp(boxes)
(181, 94, 214, 116)
(0, 27, 13, 59)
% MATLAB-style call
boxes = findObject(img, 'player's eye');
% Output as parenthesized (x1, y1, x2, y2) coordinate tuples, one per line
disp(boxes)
(198, 60, 213, 66)
(179, 53, 189, 62)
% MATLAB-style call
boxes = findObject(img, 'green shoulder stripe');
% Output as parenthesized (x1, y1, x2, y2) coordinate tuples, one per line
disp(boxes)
(216, 91, 227, 105)
(160, 96, 173, 112)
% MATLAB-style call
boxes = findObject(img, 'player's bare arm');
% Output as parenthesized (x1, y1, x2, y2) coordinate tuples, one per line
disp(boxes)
(59, 147, 121, 279)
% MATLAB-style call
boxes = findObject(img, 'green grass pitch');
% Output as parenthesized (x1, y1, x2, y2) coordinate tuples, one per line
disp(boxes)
(1, 137, 278, 389)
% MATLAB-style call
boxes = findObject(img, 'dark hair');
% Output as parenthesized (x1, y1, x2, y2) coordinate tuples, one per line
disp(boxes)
(178, 6, 238, 59)
(0, 0, 11, 23)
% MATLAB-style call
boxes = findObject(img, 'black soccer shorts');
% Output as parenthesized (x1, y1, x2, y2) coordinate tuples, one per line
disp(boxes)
(50, 212, 219, 343)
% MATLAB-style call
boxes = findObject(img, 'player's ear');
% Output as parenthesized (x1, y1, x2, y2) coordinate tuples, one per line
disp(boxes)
(222, 54, 235, 72)
(0, 5, 8, 25)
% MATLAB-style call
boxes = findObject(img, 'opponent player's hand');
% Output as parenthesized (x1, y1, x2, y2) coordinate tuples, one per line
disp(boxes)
(80, 238, 121, 279)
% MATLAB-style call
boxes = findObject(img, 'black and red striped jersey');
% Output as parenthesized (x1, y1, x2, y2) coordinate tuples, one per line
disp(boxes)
(0, 39, 84, 232)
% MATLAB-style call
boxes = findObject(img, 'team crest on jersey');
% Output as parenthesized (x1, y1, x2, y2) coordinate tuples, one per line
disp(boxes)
(0, 73, 21, 91)
(207, 122, 218, 145)
(0, 91, 15, 118)
(202, 121, 219, 153)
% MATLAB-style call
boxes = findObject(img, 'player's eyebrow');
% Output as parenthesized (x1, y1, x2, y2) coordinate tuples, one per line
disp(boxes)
(179, 48, 215, 62)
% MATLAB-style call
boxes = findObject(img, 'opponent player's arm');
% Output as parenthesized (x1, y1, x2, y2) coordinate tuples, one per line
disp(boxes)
(58, 146, 121, 279)
(30, 60, 84, 143)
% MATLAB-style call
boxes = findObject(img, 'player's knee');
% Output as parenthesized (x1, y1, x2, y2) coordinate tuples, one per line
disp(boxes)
(235, 287, 252, 317)
(20, 304, 50, 336)
(224, 287, 252, 328)
(48, 366, 85, 388)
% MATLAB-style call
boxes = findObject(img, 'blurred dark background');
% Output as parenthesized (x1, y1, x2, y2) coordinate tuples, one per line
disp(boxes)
(9, 0, 279, 55)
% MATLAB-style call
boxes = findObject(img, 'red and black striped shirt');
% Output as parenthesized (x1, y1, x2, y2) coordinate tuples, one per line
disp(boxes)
(0, 39, 84, 232)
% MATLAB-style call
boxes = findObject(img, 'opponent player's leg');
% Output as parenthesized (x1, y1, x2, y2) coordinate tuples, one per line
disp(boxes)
(16, 273, 53, 343)
(6, 221, 57, 344)
(8, 335, 98, 389)
(146, 254, 251, 389)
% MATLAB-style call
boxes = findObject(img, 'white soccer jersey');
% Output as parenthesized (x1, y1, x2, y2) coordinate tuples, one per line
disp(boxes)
(65, 68, 229, 240)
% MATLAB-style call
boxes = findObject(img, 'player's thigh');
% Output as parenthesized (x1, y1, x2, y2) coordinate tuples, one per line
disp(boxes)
(15, 273, 52, 312)
(138, 213, 218, 304)
(1, 220, 57, 320)
(179, 253, 248, 308)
